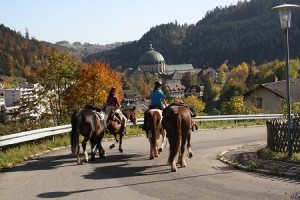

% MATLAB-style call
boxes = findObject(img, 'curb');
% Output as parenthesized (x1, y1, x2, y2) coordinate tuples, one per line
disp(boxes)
(218, 149, 300, 180)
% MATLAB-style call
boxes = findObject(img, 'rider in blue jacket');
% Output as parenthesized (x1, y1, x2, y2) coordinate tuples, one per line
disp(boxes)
(142, 81, 168, 131)
(149, 81, 168, 109)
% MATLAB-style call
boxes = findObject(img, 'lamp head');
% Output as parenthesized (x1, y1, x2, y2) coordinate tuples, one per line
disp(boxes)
(272, 4, 300, 29)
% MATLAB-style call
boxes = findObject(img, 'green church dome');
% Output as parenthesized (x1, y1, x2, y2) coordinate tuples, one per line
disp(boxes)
(139, 44, 165, 64)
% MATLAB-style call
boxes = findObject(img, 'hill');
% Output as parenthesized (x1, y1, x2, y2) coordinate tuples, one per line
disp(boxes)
(55, 41, 127, 57)
(85, 0, 300, 70)
(0, 24, 58, 80)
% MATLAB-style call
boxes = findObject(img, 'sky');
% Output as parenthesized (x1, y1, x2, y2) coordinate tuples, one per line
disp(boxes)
(1, 0, 242, 45)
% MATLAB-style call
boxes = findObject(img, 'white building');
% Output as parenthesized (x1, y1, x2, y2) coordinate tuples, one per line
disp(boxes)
(3, 82, 45, 119)
(4, 82, 39, 107)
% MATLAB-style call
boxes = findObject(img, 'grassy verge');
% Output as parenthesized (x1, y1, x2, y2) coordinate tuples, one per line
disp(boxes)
(0, 125, 144, 170)
(257, 147, 300, 162)
(197, 119, 265, 129)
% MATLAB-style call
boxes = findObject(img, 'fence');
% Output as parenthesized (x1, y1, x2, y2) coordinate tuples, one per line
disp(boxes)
(266, 117, 300, 153)
(0, 114, 284, 148)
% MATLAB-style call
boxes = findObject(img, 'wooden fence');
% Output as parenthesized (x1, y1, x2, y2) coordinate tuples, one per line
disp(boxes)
(266, 116, 300, 153)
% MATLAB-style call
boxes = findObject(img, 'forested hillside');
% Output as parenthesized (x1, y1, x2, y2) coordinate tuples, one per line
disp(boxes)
(55, 41, 126, 57)
(86, 0, 300, 70)
(0, 24, 57, 80)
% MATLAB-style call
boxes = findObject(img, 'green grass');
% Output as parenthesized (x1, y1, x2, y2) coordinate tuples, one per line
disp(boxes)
(257, 147, 300, 162)
(197, 119, 265, 129)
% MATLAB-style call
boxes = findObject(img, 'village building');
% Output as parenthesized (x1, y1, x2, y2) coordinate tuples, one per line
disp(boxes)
(243, 78, 300, 113)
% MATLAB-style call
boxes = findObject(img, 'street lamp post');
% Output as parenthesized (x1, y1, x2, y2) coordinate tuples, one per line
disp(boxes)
(272, 4, 300, 156)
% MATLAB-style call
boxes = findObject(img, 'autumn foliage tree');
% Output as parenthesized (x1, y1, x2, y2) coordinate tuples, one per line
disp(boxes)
(37, 51, 78, 124)
(63, 61, 122, 113)
(182, 95, 205, 116)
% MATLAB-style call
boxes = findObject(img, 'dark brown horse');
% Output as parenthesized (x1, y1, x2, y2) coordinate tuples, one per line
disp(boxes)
(144, 109, 167, 160)
(70, 108, 106, 164)
(162, 105, 194, 172)
(106, 106, 137, 152)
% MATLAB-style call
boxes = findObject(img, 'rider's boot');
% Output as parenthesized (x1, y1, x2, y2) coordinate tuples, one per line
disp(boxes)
(121, 120, 127, 135)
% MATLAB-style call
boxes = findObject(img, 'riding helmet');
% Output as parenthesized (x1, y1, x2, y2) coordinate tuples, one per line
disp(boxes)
(155, 81, 162, 87)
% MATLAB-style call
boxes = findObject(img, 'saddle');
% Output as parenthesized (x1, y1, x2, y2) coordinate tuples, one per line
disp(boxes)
(84, 104, 108, 132)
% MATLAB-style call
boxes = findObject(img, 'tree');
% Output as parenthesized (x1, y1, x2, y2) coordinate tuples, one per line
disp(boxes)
(181, 72, 197, 87)
(229, 62, 249, 83)
(182, 96, 206, 116)
(217, 68, 226, 85)
(63, 61, 122, 112)
(219, 79, 248, 103)
(0, 105, 8, 124)
(127, 76, 153, 97)
(37, 51, 78, 124)
(25, 28, 29, 39)
(221, 95, 246, 115)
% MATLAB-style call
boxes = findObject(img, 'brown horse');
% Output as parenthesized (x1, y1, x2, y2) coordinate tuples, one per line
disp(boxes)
(70, 108, 107, 164)
(162, 105, 193, 172)
(144, 109, 167, 160)
(106, 106, 137, 153)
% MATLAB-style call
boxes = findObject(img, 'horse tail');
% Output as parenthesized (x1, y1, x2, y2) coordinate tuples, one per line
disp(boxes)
(70, 111, 81, 155)
(168, 112, 181, 164)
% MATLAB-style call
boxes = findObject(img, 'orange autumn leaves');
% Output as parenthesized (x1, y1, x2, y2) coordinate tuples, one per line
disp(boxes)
(63, 61, 122, 111)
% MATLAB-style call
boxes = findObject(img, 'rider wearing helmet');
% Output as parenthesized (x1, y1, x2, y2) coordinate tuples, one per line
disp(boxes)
(142, 81, 168, 131)
(149, 81, 168, 109)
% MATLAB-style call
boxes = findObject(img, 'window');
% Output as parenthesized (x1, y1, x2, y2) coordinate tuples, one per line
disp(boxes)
(256, 98, 262, 108)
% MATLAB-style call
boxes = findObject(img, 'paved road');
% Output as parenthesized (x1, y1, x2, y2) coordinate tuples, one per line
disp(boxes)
(1, 126, 299, 200)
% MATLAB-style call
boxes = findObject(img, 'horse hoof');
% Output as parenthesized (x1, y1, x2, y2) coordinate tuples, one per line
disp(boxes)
(119, 149, 123, 153)
(150, 156, 154, 160)
(187, 152, 193, 158)
(171, 168, 177, 172)
(110, 144, 116, 149)
(158, 148, 162, 153)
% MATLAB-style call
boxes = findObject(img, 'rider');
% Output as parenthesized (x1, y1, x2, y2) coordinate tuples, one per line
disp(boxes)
(106, 87, 127, 135)
(142, 81, 168, 131)
(149, 81, 168, 110)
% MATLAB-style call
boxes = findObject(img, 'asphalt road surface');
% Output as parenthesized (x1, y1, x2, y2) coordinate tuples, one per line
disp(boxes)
(0, 126, 299, 200)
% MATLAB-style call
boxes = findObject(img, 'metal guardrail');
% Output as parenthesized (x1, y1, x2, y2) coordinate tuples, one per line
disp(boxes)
(0, 114, 284, 147)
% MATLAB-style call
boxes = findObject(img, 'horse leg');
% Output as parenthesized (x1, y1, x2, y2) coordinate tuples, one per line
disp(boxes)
(180, 132, 187, 168)
(110, 134, 119, 149)
(171, 158, 177, 172)
(98, 133, 106, 158)
(168, 129, 178, 172)
(82, 138, 89, 163)
(149, 136, 154, 160)
(186, 130, 193, 158)
(76, 146, 82, 165)
(154, 138, 159, 158)
(90, 139, 97, 162)
(158, 129, 167, 153)
(118, 134, 123, 153)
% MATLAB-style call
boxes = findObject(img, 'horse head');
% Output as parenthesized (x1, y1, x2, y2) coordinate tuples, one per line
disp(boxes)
(122, 106, 137, 125)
